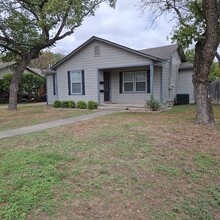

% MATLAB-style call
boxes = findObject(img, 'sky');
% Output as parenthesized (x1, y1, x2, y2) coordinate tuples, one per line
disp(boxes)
(52, 0, 175, 55)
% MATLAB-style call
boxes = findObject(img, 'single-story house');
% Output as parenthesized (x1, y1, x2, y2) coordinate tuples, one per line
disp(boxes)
(0, 62, 44, 79)
(45, 36, 194, 106)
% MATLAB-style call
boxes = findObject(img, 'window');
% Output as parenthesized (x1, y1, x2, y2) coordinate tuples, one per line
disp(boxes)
(68, 70, 85, 95)
(135, 71, 146, 91)
(123, 71, 148, 92)
(124, 72, 134, 92)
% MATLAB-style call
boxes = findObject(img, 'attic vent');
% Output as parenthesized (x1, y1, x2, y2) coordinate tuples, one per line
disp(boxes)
(94, 45, 100, 57)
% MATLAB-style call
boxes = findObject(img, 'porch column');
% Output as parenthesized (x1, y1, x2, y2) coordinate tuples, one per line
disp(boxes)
(150, 62, 154, 97)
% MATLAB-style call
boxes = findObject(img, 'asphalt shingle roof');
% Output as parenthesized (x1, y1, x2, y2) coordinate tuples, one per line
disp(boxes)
(139, 44, 179, 61)
(179, 62, 193, 70)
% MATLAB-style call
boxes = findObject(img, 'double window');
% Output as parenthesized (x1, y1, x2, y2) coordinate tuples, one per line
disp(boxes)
(123, 71, 148, 92)
(68, 70, 85, 95)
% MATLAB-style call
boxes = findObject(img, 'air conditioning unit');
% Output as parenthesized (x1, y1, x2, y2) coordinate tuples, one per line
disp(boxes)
(176, 94, 190, 105)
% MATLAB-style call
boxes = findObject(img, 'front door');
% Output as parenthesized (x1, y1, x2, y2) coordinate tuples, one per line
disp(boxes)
(104, 72, 110, 102)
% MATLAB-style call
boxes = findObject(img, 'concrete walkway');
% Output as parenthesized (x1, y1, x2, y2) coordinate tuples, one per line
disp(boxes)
(0, 110, 116, 140)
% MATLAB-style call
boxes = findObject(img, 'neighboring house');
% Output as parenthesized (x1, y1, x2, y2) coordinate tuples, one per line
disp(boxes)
(0, 62, 44, 79)
(45, 36, 194, 105)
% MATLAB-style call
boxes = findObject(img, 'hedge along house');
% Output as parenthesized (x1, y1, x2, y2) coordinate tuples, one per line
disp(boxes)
(45, 36, 194, 106)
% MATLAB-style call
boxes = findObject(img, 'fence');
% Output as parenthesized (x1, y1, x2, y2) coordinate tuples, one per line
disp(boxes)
(210, 80, 220, 103)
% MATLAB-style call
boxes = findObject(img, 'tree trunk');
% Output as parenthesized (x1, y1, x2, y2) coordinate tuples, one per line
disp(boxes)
(8, 57, 30, 110)
(192, 0, 219, 125)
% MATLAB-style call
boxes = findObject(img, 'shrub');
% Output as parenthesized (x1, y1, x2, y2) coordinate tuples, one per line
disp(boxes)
(77, 100, 87, 109)
(146, 96, 160, 111)
(61, 101, 69, 108)
(88, 101, 98, 110)
(53, 100, 61, 108)
(68, 100, 75, 108)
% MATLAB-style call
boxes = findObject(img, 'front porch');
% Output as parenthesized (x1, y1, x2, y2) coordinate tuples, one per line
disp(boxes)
(98, 64, 162, 106)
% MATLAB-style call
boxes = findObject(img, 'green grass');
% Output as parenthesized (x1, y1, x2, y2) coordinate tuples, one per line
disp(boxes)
(0, 105, 220, 219)
(0, 150, 72, 220)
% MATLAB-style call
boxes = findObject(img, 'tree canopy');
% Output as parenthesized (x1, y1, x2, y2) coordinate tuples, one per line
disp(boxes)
(0, 0, 115, 61)
(29, 51, 65, 70)
(0, 0, 116, 110)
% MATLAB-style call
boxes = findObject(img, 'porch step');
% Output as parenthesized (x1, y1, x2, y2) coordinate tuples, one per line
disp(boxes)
(98, 103, 151, 112)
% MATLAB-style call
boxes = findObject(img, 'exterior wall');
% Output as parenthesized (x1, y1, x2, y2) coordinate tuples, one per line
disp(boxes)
(51, 40, 152, 104)
(161, 61, 170, 104)
(170, 50, 182, 102)
(161, 51, 182, 105)
(109, 66, 161, 104)
(178, 69, 195, 103)
(46, 74, 58, 104)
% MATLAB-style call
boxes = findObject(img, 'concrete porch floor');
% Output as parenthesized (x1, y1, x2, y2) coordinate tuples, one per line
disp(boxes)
(98, 103, 150, 112)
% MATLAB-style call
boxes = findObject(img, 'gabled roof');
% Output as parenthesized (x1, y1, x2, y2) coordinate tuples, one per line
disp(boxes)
(26, 67, 44, 77)
(140, 44, 187, 62)
(51, 36, 165, 70)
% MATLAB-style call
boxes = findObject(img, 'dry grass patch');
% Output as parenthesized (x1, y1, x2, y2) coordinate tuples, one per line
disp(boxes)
(0, 104, 93, 131)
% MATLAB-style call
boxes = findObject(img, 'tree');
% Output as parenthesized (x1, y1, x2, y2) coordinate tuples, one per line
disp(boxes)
(140, 0, 220, 125)
(0, 0, 115, 110)
(30, 51, 65, 70)
(185, 48, 195, 64)
(185, 48, 220, 81)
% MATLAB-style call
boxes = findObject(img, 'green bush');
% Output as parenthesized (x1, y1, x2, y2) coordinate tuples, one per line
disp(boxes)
(53, 100, 61, 108)
(61, 101, 69, 108)
(77, 100, 87, 109)
(68, 100, 75, 108)
(146, 96, 160, 111)
(88, 101, 98, 110)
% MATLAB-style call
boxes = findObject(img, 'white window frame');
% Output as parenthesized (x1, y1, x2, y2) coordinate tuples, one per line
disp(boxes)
(123, 71, 147, 93)
(70, 70, 82, 95)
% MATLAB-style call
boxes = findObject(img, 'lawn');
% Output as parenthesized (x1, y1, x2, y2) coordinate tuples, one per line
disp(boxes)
(0, 104, 93, 131)
(0, 105, 220, 220)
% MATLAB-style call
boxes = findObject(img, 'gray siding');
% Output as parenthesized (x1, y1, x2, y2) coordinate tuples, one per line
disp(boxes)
(161, 51, 182, 105)
(46, 75, 58, 104)
(178, 69, 195, 103)
(161, 61, 170, 104)
(51, 40, 151, 104)
(170, 51, 182, 101)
